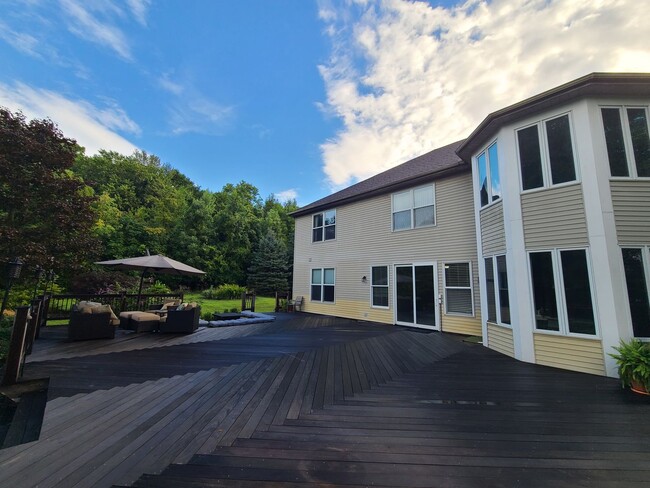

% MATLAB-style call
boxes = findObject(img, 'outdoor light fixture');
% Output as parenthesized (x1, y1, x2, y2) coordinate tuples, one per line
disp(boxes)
(361, 276, 367, 284)
(1, 257, 24, 317)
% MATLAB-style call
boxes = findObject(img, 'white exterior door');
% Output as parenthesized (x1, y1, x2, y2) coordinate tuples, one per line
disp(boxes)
(394, 263, 439, 330)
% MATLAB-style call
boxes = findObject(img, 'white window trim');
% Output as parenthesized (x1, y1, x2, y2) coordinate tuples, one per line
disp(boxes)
(391, 184, 436, 232)
(485, 254, 511, 327)
(527, 248, 600, 339)
(476, 140, 501, 209)
(600, 105, 650, 179)
(310, 267, 335, 303)
(312, 209, 336, 243)
(516, 111, 581, 194)
(620, 245, 650, 339)
(442, 261, 474, 317)
(370, 265, 390, 309)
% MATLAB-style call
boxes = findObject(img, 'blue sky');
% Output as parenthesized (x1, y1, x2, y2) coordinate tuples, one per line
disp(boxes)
(1, 0, 649, 206)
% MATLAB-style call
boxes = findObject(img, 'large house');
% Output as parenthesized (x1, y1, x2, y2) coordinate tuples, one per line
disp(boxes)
(292, 73, 650, 378)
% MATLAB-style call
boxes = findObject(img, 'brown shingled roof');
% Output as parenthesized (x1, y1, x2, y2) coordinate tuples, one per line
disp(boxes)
(292, 139, 468, 217)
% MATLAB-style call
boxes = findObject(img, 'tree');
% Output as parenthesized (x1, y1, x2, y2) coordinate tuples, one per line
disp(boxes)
(247, 229, 290, 295)
(0, 108, 99, 274)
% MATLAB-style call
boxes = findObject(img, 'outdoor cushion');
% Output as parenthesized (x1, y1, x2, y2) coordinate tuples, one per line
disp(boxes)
(185, 302, 198, 310)
(90, 304, 120, 326)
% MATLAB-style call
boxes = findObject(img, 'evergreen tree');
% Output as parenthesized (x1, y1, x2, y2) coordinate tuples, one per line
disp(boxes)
(247, 229, 290, 295)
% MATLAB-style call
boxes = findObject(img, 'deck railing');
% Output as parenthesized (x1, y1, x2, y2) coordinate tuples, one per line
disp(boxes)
(44, 292, 184, 321)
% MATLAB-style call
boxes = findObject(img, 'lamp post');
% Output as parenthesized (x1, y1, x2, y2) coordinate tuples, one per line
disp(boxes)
(0, 258, 24, 317)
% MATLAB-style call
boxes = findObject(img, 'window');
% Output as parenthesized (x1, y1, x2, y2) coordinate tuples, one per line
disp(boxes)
(371, 266, 389, 308)
(312, 210, 336, 242)
(529, 249, 596, 336)
(477, 142, 501, 207)
(392, 185, 435, 231)
(444, 262, 473, 315)
(621, 248, 650, 337)
(517, 113, 577, 191)
(601, 107, 650, 177)
(484, 255, 510, 325)
(311, 268, 335, 303)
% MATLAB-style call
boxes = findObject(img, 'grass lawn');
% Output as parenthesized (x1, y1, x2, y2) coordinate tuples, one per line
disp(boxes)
(183, 293, 276, 318)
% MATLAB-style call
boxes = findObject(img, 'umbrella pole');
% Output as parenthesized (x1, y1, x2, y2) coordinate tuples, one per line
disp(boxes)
(137, 271, 146, 309)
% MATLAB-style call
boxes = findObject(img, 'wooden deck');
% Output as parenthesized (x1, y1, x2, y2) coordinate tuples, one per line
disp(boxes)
(1, 313, 648, 487)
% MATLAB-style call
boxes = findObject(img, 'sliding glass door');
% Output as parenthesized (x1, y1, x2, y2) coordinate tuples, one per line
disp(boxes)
(395, 264, 438, 329)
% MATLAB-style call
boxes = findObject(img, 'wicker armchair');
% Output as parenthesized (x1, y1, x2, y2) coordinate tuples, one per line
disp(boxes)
(68, 311, 115, 341)
(159, 306, 201, 334)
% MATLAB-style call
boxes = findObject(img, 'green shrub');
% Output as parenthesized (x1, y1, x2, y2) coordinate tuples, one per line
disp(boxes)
(230, 307, 239, 313)
(201, 311, 213, 321)
(202, 284, 246, 300)
(147, 280, 172, 294)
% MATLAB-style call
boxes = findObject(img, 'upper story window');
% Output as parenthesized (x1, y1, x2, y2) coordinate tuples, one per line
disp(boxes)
(517, 113, 577, 191)
(392, 184, 435, 231)
(477, 142, 501, 207)
(601, 106, 650, 178)
(313, 209, 336, 242)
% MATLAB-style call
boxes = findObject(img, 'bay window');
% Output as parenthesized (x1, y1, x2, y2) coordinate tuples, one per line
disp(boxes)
(477, 142, 501, 207)
(484, 255, 510, 325)
(517, 113, 577, 191)
(529, 249, 596, 336)
(601, 106, 650, 177)
(621, 247, 650, 337)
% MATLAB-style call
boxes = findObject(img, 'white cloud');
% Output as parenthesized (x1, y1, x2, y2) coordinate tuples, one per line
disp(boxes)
(59, 0, 136, 60)
(276, 189, 298, 202)
(319, 0, 650, 188)
(0, 82, 138, 155)
(158, 73, 234, 136)
(127, 0, 150, 26)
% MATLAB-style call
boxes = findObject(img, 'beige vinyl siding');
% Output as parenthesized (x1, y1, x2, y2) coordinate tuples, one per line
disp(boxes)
(610, 180, 650, 244)
(480, 201, 506, 255)
(487, 323, 514, 357)
(521, 183, 588, 249)
(293, 172, 481, 335)
(533, 333, 606, 375)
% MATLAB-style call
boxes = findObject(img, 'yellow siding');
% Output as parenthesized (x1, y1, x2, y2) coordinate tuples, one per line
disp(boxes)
(480, 201, 506, 255)
(487, 323, 514, 357)
(293, 172, 481, 333)
(521, 183, 589, 249)
(443, 314, 482, 336)
(610, 180, 650, 244)
(302, 298, 394, 324)
(533, 334, 606, 375)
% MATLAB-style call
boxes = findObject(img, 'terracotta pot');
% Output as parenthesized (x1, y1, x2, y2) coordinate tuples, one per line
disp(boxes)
(630, 379, 650, 395)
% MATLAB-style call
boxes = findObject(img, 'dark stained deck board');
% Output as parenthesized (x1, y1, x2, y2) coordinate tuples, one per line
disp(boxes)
(0, 314, 648, 488)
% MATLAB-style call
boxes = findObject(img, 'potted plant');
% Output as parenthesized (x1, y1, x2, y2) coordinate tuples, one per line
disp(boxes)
(609, 339, 650, 395)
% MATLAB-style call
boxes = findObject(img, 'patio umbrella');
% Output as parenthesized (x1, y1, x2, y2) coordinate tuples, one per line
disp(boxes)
(95, 254, 206, 305)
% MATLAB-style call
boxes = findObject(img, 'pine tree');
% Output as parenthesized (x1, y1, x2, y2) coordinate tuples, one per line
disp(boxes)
(247, 229, 289, 295)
